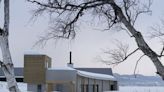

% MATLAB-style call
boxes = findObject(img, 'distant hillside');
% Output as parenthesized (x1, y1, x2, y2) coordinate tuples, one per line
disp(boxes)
(114, 73, 164, 86)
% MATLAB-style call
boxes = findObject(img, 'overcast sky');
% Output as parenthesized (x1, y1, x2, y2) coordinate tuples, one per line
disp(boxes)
(1, 0, 164, 76)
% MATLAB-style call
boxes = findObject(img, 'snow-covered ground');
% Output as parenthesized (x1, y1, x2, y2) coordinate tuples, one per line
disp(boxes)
(114, 74, 164, 86)
(0, 82, 164, 92)
(0, 82, 27, 92)
(118, 86, 164, 92)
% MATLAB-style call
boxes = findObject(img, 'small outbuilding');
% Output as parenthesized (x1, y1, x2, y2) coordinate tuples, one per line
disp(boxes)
(0, 53, 118, 92)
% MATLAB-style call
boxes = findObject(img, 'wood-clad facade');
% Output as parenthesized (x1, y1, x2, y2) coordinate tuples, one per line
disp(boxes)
(24, 54, 51, 84)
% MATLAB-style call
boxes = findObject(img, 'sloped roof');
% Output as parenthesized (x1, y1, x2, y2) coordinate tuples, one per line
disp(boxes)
(46, 67, 116, 81)
(75, 68, 113, 75)
(77, 70, 116, 81)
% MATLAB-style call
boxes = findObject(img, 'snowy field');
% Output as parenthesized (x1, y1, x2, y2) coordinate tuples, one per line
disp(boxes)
(118, 86, 164, 92)
(0, 82, 164, 92)
(0, 82, 27, 92)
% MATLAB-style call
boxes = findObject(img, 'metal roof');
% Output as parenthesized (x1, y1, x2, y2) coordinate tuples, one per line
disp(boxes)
(0, 67, 113, 77)
(0, 67, 23, 76)
(75, 68, 113, 76)
(77, 70, 116, 81)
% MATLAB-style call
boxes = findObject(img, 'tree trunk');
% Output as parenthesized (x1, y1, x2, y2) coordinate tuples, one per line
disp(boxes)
(0, 36, 20, 92)
(0, 0, 20, 92)
(110, 1, 164, 79)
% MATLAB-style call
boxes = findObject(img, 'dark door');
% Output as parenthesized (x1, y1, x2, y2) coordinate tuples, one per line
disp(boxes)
(37, 84, 42, 92)
(111, 85, 114, 90)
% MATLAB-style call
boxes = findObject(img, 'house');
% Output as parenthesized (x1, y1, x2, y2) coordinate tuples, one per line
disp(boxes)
(0, 53, 118, 92)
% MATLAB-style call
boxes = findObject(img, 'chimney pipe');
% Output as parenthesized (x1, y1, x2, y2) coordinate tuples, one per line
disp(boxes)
(69, 51, 72, 64)
(67, 51, 73, 68)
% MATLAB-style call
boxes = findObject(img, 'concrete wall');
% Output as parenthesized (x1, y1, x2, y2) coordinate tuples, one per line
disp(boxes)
(46, 69, 76, 83)
(46, 69, 76, 92)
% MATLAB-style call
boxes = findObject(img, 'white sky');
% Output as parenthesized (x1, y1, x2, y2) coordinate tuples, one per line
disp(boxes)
(1, 0, 164, 76)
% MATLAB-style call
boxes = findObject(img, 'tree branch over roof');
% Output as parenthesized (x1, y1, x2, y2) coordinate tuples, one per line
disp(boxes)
(27, 0, 164, 79)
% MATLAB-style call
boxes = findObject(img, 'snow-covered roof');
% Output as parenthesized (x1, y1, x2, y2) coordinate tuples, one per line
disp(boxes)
(46, 67, 76, 82)
(24, 50, 43, 55)
(48, 66, 75, 70)
(77, 70, 116, 81)
(48, 67, 116, 81)
(75, 68, 113, 75)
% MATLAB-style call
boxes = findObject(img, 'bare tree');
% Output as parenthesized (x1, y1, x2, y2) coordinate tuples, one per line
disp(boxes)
(0, 0, 20, 92)
(27, 0, 164, 79)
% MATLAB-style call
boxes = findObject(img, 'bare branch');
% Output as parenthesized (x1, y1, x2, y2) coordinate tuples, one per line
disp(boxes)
(134, 54, 145, 78)
(121, 0, 152, 25)
(27, 0, 108, 40)
(27, 0, 152, 42)
(102, 41, 139, 65)
(149, 22, 164, 57)
(131, 0, 152, 25)
(157, 42, 164, 58)
(122, 0, 133, 23)
(158, 43, 164, 57)
(150, 22, 164, 39)
(159, 46, 164, 57)
(27, 0, 106, 11)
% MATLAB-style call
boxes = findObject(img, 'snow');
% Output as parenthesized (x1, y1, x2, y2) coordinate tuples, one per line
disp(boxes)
(114, 74, 164, 86)
(77, 70, 116, 81)
(48, 66, 75, 70)
(0, 82, 27, 92)
(0, 82, 164, 92)
(104, 86, 164, 92)
(47, 67, 116, 81)
(118, 86, 164, 92)
(24, 50, 43, 55)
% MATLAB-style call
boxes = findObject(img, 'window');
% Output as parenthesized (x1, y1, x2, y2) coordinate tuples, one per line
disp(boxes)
(81, 84, 84, 92)
(81, 84, 88, 92)
(45, 61, 49, 68)
(94, 85, 99, 92)
(81, 84, 99, 92)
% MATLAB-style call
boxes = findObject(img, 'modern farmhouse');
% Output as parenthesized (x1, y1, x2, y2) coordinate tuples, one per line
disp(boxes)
(0, 53, 118, 92)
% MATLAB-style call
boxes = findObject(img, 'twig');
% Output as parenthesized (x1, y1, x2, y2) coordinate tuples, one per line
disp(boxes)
(159, 45, 164, 57)
(134, 54, 145, 78)
(103, 47, 139, 65)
